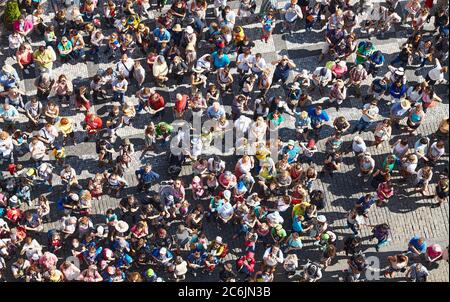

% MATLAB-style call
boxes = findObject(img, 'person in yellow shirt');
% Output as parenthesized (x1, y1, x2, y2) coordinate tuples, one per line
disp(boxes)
(56, 117, 75, 146)
(292, 202, 311, 219)
(233, 26, 245, 44)
(33, 45, 55, 73)
(51, 143, 66, 165)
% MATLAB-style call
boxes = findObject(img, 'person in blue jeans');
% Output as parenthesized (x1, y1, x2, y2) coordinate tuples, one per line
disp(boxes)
(112, 75, 128, 104)
(353, 99, 379, 134)
(371, 223, 391, 251)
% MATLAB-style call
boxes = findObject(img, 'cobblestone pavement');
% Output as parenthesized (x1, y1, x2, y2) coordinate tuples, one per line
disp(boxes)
(0, 0, 448, 282)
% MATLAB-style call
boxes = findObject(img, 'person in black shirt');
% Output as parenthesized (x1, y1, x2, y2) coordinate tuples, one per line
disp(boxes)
(219, 262, 237, 282)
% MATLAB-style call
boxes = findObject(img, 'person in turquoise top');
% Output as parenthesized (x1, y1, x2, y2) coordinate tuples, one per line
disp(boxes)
(282, 140, 301, 164)
(382, 154, 397, 172)
(267, 110, 285, 129)
(57, 36, 73, 63)
(355, 41, 375, 65)
(211, 49, 231, 69)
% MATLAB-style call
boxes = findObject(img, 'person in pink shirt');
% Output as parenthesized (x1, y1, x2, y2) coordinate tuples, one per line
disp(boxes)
(12, 16, 34, 38)
(331, 60, 348, 79)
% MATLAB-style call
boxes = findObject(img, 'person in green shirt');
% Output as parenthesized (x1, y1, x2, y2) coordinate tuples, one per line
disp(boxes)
(271, 224, 287, 244)
(355, 41, 375, 65)
(267, 110, 285, 130)
(155, 122, 173, 150)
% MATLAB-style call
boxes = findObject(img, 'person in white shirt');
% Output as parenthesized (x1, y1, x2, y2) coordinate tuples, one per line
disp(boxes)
(214, 0, 227, 18)
(60, 164, 82, 192)
(8, 32, 24, 56)
(234, 115, 253, 138)
(29, 137, 47, 164)
(263, 245, 284, 268)
(0, 131, 14, 164)
(352, 136, 367, 155)
(282, 0, 303, 33)
(251, 53, 267, 76)
(222, 6, 236, 30)
(133, 61, 146, 86)
(116, 53, 135, 79)
(38, 123, 59, 147)
(217, 199, 234, 223)
(236, 49, 255, 75)
(414, 137, 430, 161)
(196, 54, 212, 72)
(20, 237, 43, 260)
(426, 58, 448, 86)
(60, 260, 81, 281)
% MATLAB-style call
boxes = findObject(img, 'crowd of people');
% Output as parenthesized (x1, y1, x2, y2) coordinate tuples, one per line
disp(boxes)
(0, 0, 449, 282)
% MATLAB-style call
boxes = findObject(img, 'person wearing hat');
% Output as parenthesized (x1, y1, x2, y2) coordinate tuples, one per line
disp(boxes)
(389, 98, 411, 129)
(218, 169, 237, 189)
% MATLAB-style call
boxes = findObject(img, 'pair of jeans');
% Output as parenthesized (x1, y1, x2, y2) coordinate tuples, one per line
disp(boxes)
(354, 118, 371, 133)
(347, 221, 359, 235)
(390, 56, 408, 68)
(113, 91, 125, 104)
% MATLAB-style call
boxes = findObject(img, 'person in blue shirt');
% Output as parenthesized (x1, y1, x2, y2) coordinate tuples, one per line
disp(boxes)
(135, 164, 160, 192)
(187, 249, 206, 277)
(211, 49, 231, 69)
(151, 247, 174, 267)
(370, 78, 388, 101)
(292, 215, 303, 233)
(389, 80, 407, 103)
(206, 102, 226, 120)
(282, 140, 301, 164)
(271, 55, 296, 85)
(0, 65, 20, 90)
(366, 50, 385, 76)
(153, 25, 171, 44)
(408, 236, 427, 256)
(308, 105, 330, 136)
(355, 194, 377, 216)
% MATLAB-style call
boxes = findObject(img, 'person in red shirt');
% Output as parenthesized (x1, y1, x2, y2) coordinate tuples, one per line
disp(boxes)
(144, 92, 165, 121)
(84, 113, 103, 141)
(173, 93, 189, 119)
